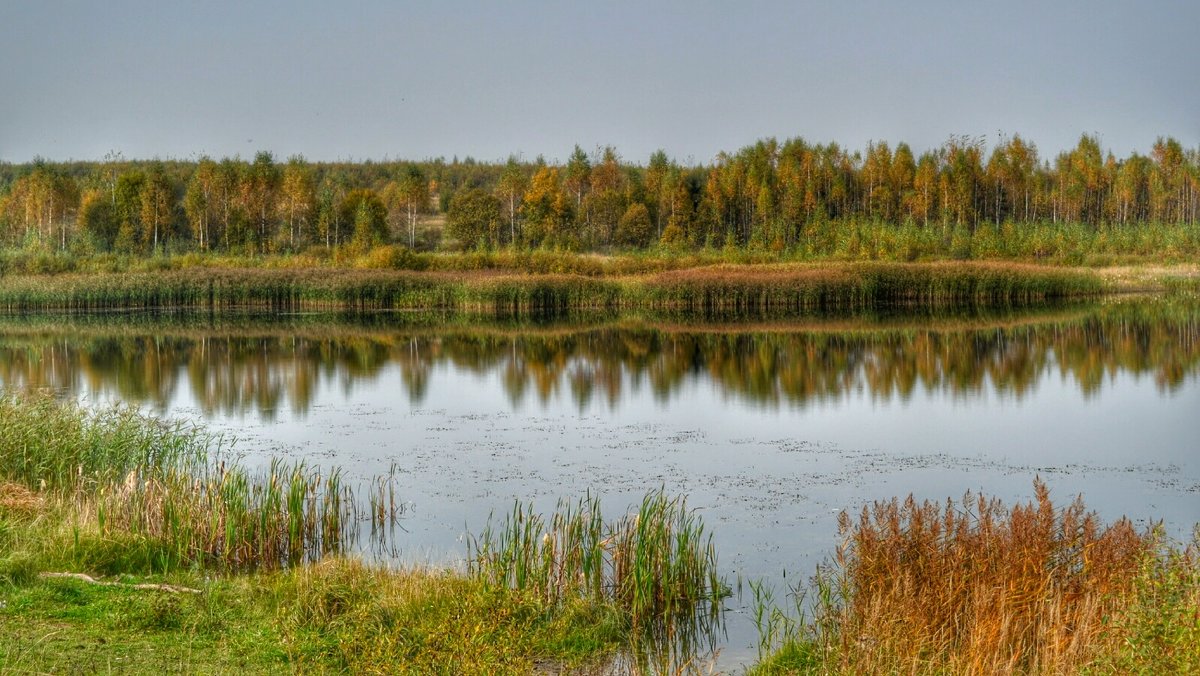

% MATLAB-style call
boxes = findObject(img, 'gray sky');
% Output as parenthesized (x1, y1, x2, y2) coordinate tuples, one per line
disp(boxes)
(2, 0, 1197, 165)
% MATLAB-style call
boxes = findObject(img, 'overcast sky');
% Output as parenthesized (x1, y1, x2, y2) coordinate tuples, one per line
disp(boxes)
(2, 1, 1197, 165)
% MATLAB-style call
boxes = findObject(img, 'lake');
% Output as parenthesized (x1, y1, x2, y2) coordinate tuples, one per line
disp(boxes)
(2, 295, 1197, 669)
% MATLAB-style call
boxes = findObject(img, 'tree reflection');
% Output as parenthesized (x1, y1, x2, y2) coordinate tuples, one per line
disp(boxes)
(0, 300, 1196, 417)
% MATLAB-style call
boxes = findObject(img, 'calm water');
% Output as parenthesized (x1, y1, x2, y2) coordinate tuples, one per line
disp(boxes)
(3, 297, 1198, 669)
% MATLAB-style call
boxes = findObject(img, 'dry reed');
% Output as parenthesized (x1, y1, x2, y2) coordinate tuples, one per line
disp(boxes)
(812, 480, 1166, 673)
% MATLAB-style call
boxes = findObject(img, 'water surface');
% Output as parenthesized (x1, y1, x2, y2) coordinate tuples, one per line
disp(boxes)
(2, 297, 1197, 669)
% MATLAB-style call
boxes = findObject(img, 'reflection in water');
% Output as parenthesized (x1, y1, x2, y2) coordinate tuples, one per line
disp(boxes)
(0, 299, 1197, 419)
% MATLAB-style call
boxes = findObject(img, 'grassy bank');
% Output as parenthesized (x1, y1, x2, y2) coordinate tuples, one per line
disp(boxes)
(0, 261, 1103, 315)
(0, 394, 724, 672)
(752, 482, 1200, 674)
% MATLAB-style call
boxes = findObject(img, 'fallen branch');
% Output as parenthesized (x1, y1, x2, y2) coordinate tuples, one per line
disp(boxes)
(39, 572, 201, 594)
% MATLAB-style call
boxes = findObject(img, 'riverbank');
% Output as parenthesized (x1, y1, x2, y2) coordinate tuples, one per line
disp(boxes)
(0, 261, 1105, 315)
(0, 394, 722, 673)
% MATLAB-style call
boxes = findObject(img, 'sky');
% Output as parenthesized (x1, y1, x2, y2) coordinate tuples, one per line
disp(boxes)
(1, 0, 1198, 165)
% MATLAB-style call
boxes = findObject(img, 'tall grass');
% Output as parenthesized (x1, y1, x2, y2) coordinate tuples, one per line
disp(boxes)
(89, 461, 367, 571)
(0, 394, 201, 487)
(0, 261, 1103, 315)
(469, 490, 725, 629)
(0, 392, 401, 572)
(753, 480, 1200, 674)
(641, 262, 1101, 315)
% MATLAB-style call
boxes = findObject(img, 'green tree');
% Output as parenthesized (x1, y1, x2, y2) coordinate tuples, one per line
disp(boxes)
(496, 156, 528, 246)
(397, 165, 429, 248)
(113, 170, 145, 253)
(340, 189, 388, 250)
(316, 171, 350, 249)
(184, 157, 219, 251)
(239, 151, 280, 253)
(614, 202, 653, 248)
(645, 150, 672, 237)
(910, 152, 939, 226)
(279, 156, 316, 250)
(139, 164, 174, 254)
(564, 145, 591, 210)
(446, 188, 502, 249)
(77, 189, 119, 251)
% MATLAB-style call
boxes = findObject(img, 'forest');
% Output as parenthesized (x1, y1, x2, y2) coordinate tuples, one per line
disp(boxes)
(1, 134, 1198, 264)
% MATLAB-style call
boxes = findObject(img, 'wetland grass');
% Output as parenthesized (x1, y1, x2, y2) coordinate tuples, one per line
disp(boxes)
(752, 481, 1200, 674)
(469, 490, 728, 673)
(469, 490, 726, 628)
(0, 261, 1102, 315)
(0, 394, 200, 488)
(0, 393, 399, 573)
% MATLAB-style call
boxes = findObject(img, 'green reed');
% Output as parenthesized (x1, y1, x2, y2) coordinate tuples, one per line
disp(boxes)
(0, 392, 402, 572)
(0, 393, 202, 488)
(468, 489, 725, 628)
(92, 461, 365, 571)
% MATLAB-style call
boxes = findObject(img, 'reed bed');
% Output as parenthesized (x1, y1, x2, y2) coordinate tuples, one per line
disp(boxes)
(0, 393, 201, 488)
(469, 490, 725, 629)
(753, 480, 1200, 674)
(0, 393, 401, 572)
(88, 461, 368, 571)
(641, 262, 1102, 314)
(0, 262, 1102, 315)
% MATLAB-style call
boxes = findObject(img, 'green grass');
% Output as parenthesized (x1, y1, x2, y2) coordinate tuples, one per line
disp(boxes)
(0, 562, 630, 674)
(0, 573, 287, 674)
(0, 394, 204, 488)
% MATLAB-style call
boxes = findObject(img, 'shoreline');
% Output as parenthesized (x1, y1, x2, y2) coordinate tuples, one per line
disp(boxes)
(0, 261, 1112, 314)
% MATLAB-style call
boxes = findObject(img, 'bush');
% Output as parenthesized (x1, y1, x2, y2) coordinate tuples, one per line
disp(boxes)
(353, 245, 429, 271)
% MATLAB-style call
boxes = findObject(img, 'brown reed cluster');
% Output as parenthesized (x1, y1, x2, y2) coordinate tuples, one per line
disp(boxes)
(824, 479, 1163, 673)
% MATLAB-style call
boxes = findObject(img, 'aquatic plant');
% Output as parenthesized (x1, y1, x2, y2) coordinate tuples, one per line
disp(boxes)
(469, 489, 725, 629)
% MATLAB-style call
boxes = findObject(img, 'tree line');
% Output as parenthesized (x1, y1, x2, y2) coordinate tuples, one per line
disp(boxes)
(1, 134, 1198, 256)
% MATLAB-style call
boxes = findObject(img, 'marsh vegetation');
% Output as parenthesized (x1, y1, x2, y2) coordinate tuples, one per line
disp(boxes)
(751, 483, 1200, 674)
